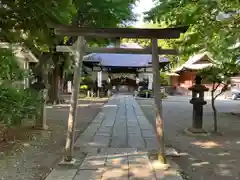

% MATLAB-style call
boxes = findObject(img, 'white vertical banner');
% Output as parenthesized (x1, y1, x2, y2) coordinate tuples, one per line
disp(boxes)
(148, 74, 153, 90)
(107, 76, 111, 83)
(136, 77, 139, 84)
(67, 81, 72, 93)
(97, 71, 102, 87)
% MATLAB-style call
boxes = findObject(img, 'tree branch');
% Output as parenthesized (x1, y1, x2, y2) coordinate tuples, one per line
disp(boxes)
(214, 84, 229, 100)
(215, 83, 221, 90)
(214, 91, 224, 100)
(211, 83, 216, 92)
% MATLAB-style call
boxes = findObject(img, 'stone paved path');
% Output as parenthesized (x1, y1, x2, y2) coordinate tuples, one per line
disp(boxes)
(45, 95, 182, 180)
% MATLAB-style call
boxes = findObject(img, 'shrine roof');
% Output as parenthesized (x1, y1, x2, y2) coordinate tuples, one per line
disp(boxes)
(172, 52, 213, 73)
(83, 43, 169, 67)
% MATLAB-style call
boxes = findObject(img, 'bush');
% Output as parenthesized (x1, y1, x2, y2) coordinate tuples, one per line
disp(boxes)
(160, 73, 169, 86)
(0, 86, 43, 126)
(160, 92, 168, 99)
(138, 90, 152, 98)
(80, 85, 88, 90)
(138, 89, 168, 99)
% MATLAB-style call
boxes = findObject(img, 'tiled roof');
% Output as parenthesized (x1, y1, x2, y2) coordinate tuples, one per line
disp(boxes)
(173, 52, 213, 73)
(83, 43, 169, 67)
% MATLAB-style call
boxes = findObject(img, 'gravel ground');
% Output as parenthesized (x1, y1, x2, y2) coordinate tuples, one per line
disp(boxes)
(0, 98, 108, 180)
(137, 97, 240, 180)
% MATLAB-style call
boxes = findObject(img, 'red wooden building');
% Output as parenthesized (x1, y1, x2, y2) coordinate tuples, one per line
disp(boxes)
(169, 52, 214, 95)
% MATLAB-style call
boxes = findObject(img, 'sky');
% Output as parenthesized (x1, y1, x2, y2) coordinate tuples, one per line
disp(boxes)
(133, 0, 155, 27)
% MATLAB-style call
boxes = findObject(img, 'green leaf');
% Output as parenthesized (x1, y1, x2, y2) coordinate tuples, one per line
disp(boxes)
(145, 0, 240, 63)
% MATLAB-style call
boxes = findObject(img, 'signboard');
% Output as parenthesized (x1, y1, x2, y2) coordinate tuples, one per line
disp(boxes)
(97, 71, 102, 87)
(111, 73, 135, 79)
(93, 66, 101, 71)
(148, 74, 153, 90)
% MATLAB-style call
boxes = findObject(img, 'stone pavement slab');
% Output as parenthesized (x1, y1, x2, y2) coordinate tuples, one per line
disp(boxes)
(73, 169, 102, 180)
(45, 95, 183, 180)
(45, 168, 78, 180)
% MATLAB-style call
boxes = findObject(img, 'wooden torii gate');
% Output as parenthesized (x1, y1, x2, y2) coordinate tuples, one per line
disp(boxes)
(54, 25, 188, 163)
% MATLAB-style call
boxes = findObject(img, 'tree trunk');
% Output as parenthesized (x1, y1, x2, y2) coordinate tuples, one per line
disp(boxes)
(65, 36, 85, 162)
(48, 64, 61, 104)
(211, 91, 217, 133)
(151, 38, 166, 163)
(35, 63, 48, 130)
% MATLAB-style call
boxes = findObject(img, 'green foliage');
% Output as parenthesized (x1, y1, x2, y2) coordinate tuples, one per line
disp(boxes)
(138, 89, 167, 99)
(199, 61, 240, 86)
(0, 86, 44, 126)
(80, 85, 88, 90)
(1, 0, 138, 71)
(0, 0, 138, 106)
(74, 0, 138, 46)
(74, 0, 137, 27)
(197, 61, 240, 132)
(138, 90, 152, 98)
(198, 61, 240, 101)
(160, 92, 168, 99)
(160, 73, 169, 86)
(0, 47, 39, 126)
(0, 0, 75, 53)
(80, 75, 93, 90)
(124, 22, 188, 67)
(81, 76, 92, 84)
(0, 48, 26, 82)
(145, 0, 240, 62)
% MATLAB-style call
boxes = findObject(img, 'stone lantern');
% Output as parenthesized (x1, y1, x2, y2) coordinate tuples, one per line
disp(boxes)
(188, 75, 209, 133)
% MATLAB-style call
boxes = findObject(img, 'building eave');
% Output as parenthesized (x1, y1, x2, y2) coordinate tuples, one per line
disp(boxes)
(0, 42, 38, 63)
(166, 72, 180, 76)
(172, 52, 213, 73)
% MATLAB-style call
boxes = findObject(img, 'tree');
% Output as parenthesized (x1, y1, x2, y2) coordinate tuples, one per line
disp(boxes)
(145, 1, 240, 133)
(1, 0, 138, 104)
(1, 0, 76, 105)
(145, 0, 240, 62)
(0, 48, 26, 83)
(198, 61, 240, 133)
(0, 0, 75, 53)
(46, 0, 138, 104)
(0, 0, 77, 129)
(0, 48, 43, 127)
